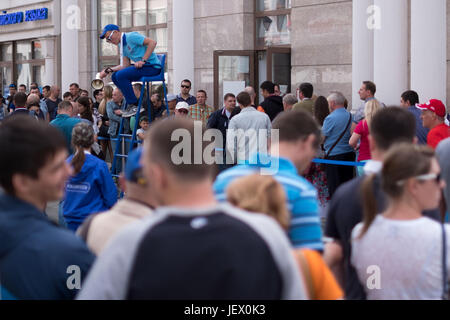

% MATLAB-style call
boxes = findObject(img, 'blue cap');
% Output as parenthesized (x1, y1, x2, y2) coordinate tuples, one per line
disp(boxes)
(100, 24, 120, 39)
(125, 147, 145, 183)
(9, 84, 16, 88)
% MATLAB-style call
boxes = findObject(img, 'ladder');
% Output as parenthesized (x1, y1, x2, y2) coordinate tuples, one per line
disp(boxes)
(110, 54, 169, 177)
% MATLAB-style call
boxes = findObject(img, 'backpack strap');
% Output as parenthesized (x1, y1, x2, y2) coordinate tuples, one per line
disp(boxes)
(325, 112, 352, 158)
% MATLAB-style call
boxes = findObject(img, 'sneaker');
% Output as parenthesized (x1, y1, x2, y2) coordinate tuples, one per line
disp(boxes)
(122, 105, 138, 118)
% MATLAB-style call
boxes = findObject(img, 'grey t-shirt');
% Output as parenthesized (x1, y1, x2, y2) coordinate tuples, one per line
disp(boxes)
(77, 203, 306, 300)
(436, 137, 450, 213)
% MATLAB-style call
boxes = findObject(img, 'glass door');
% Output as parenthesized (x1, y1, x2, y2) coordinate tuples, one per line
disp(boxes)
(214, 50, 255, 109)
(267, 47, 291, 96)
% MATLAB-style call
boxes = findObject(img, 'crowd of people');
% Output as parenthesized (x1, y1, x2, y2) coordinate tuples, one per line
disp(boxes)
(0, 74, 450, 300)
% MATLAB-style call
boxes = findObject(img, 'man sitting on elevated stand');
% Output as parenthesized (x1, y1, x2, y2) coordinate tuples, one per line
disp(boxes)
(99, 24, 162, 118)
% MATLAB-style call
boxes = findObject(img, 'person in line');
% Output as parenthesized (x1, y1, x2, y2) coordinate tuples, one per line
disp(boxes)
(50, 101, 82, 155)
(349, 99, 382, 176)
(227, 91, 271, 164)
(400, 90, 429, 144)
(78, 118, 306, 300)
(322, 91, 355, 197)
(304, 96, 331, 209)
(324, 107, 442, 300)
(351, 144, 449, 300)
(0, 116, 94, 299)
(63, 122, 117, 232)
(283, 93, 298, 111)
(417, 99, 450, 149)
(77, 148, 156, 255)
(293, 83, 315, 115)
(99, 24, 162, 116)
(214, 110, 324, 252)
(227, 174, 343, 300)
(257, 81, 284, 121)
(436, 138, 450, 222)
(98, 85, 114, 162)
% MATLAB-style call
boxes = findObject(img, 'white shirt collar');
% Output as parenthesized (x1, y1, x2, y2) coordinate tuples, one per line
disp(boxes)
(363, 160, 383, 175)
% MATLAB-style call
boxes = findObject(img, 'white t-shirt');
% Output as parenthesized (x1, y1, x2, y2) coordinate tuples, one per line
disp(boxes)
(351, 215, 450, 300)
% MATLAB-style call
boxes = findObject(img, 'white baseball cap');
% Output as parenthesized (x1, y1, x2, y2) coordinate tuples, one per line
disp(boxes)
(175, 101, 189, 111)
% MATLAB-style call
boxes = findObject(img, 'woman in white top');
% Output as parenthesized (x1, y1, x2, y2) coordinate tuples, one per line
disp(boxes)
(351, 144, 449, 300)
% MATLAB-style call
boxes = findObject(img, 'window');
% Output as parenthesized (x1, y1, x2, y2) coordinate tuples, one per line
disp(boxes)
(255, 0, 291, 49)
(98, 0, 168, 69)
(0, 41, 44, 95)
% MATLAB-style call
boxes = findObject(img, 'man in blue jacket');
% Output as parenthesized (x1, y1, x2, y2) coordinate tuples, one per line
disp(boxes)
(0, 116, 95, 300)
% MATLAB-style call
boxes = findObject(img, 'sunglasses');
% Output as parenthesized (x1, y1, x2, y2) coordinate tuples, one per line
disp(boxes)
(397, 173, 442, 186)
(415, 173, 442, 184)
(178, 109, 189, 114)
(106, 30, 116, 43)
(181, 85, 191, 89)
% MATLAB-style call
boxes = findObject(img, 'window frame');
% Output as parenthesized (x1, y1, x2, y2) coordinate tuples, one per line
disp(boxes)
(0, 40, 45, 94)
(254, 0, 292, 50)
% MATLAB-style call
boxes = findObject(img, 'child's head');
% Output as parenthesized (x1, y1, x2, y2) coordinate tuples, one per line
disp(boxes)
(139, 117, 150, 130)
(226, 174, 290, 230)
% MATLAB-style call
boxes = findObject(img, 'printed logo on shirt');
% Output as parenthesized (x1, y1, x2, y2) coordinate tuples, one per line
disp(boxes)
(66, 182, 91, 194)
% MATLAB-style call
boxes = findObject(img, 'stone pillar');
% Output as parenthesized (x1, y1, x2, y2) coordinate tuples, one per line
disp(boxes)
(172, 0, 194, 90)
(61, 0, 80, 92)
(373, 0, 408, 105)
(352, 0, 374, 110)
(41, 37, 56, 86)
(411, 0, 447, 103)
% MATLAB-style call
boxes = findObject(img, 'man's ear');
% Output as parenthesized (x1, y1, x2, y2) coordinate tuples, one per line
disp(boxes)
(11, 174, 31, 196)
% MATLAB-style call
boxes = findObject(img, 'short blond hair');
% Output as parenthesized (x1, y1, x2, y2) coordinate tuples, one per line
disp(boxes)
(226, 174, 290, 230)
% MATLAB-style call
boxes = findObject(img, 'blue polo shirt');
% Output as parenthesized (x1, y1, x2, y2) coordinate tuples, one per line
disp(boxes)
(120, 32, 161, 68)
(323, 107, 354, 156)
(408, 106, 429, 145)
(213, 153, 323, 251)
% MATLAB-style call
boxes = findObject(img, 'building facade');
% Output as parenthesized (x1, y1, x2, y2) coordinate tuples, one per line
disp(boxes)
(0, 0, 448, 111)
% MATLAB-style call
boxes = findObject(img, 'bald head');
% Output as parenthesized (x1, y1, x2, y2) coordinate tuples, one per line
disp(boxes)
(27, 94, 41, 106)
(244, 86, 256, 105)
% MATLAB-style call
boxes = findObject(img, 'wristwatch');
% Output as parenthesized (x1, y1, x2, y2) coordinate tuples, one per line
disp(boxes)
(105, 67, 113, 74)
(141, 59, 147, 63)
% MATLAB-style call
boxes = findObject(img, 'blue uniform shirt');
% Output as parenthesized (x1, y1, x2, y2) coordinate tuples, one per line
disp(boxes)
(213, 153, 324, 251)
(120, 32, 161, 68)
(63, 153, 117, 232)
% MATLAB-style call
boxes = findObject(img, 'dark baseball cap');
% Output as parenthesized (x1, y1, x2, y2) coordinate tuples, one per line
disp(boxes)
(100, 24, 120, 39)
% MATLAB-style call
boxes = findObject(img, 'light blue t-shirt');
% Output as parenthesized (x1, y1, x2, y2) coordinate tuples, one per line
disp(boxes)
(120, 32, 161, 68)
(322, 107, 354, 156)
(213, 153, 324, 251)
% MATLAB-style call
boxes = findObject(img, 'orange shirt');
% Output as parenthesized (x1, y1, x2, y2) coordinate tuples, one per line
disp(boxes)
(296, 249, 343, 300)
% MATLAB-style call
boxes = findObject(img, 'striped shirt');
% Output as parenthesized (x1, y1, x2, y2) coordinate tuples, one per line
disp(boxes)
(213, 154, 324, 251)
(189, 104, 214, 124)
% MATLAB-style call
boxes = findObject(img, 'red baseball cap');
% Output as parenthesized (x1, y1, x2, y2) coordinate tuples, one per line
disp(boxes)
(416, 99, 447, 117)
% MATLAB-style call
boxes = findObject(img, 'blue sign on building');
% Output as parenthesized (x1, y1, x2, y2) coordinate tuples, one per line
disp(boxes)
(0, 12, 24, 26)
(25, 8, 48, 22)
(0, 8, 48, 26)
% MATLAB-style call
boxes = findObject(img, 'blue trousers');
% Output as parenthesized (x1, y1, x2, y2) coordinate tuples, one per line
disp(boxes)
(111, 64, 161, 105)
